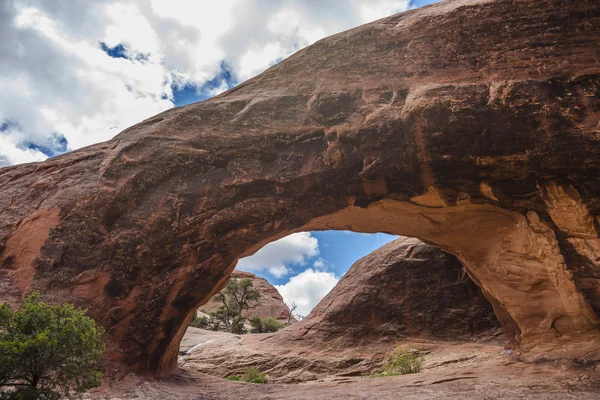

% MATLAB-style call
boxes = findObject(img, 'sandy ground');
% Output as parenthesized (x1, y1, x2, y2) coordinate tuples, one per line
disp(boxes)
(85, 328, 600, 399)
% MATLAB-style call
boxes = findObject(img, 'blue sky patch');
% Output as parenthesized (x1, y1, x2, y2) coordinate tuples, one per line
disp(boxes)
(173, 61, 237, 107)
(171, 84, 207, 107)
(0, 121, 20, 132)
(99, 42, 128, 59)
(249, 231, 399, 286)
(410, 0, 440, 7)
(19, 133, 69, 158)
(312, 231, 398, 279)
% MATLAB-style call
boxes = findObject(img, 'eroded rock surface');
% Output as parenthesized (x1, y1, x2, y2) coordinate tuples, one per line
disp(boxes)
(92, 343, 600, 400)
(199, 271, 292, 323)
(264, 237, 501, 352)
(0, 0, 599, 374)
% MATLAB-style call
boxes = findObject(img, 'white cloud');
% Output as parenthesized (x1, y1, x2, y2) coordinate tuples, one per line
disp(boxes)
(236, 232, 319, 278)
(0, 131, 47, 166)
(0, 0, 412, 166)
(276, 269, 339, 317)
(358, 1, 410, 24)
(205, 80, 230, 98)
(312, 257, 334, 272)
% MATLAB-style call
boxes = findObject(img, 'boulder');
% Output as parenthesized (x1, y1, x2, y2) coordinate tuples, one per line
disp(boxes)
(266, 237, 500, 352)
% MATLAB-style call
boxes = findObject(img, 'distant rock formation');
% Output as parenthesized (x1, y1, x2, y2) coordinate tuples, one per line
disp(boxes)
(263, 237, 501, 352)
(0, 0, 598, 374)
(199, 271, 293, 323)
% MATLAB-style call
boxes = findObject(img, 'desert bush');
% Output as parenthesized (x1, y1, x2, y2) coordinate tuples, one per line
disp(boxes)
(230, 317, 247, 334)
(0, 293, 104, 399)
(249, 317, 285, 333)
(243, 368, 267, 384)
(189, 314, 209, 329)
(373, 345, 424, 377)
(227, 375, 241, 381)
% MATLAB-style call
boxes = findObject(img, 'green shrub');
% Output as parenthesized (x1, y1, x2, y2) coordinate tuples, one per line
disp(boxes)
(0, 293, 105, 399)
(243, 368, 267, 384)
(249, 317, 285, 333)
(230, 317, 247, 334)
(373, 345, 424, 377)
(227, 375, 241, 381)
(249, 316, 262, 332)
(262, 317, 285, 332)
(189, 314, 209, 329)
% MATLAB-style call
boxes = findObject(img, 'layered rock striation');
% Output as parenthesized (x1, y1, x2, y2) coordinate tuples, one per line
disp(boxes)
(0, 0, 599, 374)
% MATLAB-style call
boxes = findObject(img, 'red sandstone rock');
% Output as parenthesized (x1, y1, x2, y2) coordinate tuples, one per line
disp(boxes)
(0, 0, 599, 374)
(199, 271, 293, 323)
(264, 237, 500, 352)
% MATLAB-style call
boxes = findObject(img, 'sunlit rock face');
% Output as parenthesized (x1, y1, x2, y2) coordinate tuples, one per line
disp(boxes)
(0, 0, 599, 374)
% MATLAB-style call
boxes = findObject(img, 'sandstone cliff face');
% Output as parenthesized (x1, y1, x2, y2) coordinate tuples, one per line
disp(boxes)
(199, 271, 292, 322)
(0, 0, 599, 374)
(265, 237, 500, 351)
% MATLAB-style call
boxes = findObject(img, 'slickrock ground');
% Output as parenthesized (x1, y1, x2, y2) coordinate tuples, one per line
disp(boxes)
(88, 342, 600, 400)
(198, 270, 292, 323)
(0, 0, 599, 377)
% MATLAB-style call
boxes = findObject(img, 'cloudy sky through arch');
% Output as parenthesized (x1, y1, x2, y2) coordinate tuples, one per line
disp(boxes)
(237, 231, 399, 317)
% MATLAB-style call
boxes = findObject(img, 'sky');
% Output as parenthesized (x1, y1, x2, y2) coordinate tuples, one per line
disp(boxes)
(0, 0, 439, 314)
(237, 231, 398, 317)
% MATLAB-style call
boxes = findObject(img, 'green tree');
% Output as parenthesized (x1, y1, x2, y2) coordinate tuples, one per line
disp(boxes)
(0, 293, 105, 400)
(210, 278, 261, 334)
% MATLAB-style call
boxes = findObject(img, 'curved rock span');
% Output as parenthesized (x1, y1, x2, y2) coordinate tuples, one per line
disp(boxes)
(0, 0, 599, 374)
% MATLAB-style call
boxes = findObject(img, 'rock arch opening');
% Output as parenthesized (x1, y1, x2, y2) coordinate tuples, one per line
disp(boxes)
(164, 199, 598, 376)
(179, 232, 505, 382)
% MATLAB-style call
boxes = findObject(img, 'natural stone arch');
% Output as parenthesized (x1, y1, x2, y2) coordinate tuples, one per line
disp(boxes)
(0, 0, 599, 375)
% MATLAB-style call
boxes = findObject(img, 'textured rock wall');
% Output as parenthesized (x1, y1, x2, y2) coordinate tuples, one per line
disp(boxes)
(0, 0, 599, 374)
